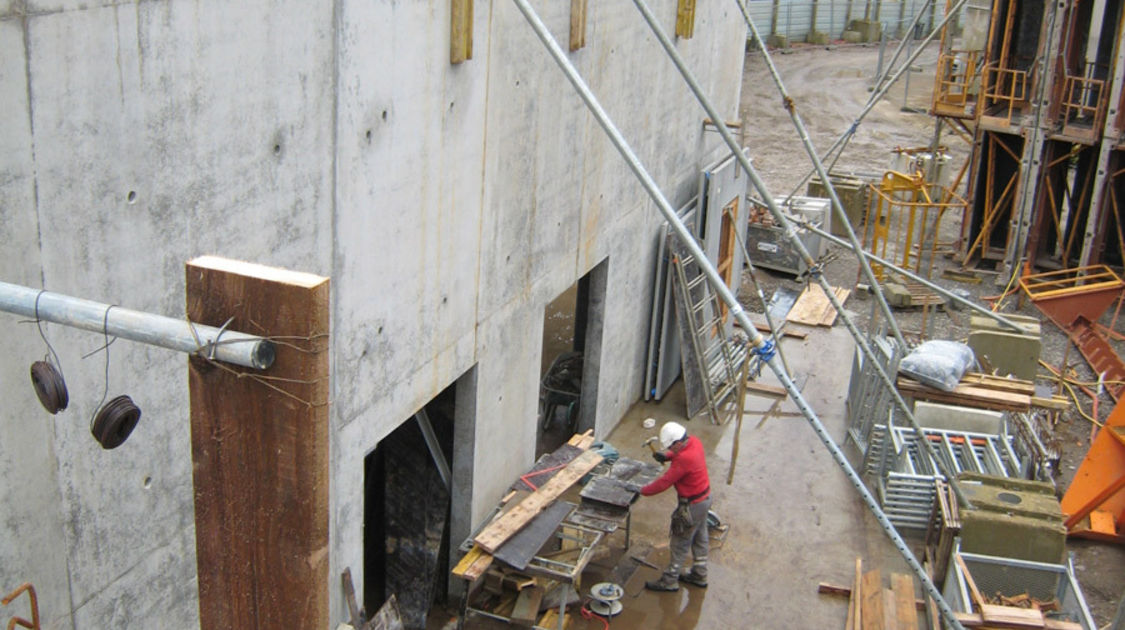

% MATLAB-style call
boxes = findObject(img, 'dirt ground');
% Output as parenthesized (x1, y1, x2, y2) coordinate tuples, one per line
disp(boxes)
(738, 41, 1125, 626)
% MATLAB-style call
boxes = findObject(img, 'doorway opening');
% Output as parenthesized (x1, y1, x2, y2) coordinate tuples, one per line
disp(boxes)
(364, 382, 457, 629)
(537, 261, 607, 456)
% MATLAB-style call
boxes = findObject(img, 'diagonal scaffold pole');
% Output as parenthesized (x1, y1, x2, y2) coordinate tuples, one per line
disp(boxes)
(739, 0, 909, 352)
(630, 0, 974, 508)
(796, 218, 1028, 331)
(784, 0, 971, 199)
(509, 1, 965, 627)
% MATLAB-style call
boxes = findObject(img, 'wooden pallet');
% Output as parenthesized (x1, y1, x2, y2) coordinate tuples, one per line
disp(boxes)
(897, 377, 1031, 412)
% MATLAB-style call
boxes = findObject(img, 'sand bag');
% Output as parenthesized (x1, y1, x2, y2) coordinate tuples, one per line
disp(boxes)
(898, 340, 976, 391)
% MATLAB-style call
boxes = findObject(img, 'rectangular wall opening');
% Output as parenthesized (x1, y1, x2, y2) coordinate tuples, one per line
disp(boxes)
(537, 260, 607, 455)
(363, 382, 458, 628)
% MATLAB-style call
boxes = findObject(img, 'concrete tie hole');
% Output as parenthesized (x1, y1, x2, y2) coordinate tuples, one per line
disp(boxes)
(126, 191, 137, 205)
(143, 476, 152, 489)
(996, 491, 1022, 505)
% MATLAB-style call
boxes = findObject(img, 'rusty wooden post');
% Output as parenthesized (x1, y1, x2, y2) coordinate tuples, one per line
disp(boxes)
(187, 256, 330, 630)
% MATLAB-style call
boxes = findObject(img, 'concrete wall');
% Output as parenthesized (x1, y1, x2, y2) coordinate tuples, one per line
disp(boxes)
(0, 0, 744, 627)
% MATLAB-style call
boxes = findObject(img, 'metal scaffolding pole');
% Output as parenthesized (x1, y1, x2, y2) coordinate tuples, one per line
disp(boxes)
(509, 1, 965, 627)
(631, 0, 973, 513)
(0, 281, 275, 370)
(737, 0, 908, 350)
(798, 218, 1028, 331)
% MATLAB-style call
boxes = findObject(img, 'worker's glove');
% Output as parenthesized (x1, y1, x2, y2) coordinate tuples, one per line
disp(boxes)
(623, 481, 643, 494)
(652, 451, 669, 464)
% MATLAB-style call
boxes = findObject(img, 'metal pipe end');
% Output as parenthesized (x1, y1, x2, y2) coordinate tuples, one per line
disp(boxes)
(253, 341, 277, 370)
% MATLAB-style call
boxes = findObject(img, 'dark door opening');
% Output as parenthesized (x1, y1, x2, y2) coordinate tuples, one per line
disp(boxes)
(537, 261, 607, 456)
(364, 384, 456, 629)
(538, 279, 585, 457)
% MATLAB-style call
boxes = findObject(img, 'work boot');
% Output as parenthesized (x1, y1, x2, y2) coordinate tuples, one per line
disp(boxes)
(678, 571, 708, 588)
(644, 574, 680, 592)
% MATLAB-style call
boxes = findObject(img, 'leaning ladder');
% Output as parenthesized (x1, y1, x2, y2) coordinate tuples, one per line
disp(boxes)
(669, 242, 744, 425)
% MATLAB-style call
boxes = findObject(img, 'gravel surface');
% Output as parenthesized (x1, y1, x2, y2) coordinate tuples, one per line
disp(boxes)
(738, 41, 1125, 626)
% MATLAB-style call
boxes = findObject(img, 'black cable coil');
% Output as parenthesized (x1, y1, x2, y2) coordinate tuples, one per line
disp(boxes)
(91, 395, 142, 449)
(30, 360, 69, 414)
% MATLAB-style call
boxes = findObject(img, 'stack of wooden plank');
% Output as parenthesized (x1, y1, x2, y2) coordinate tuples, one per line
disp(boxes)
(818, 558, 921, 630)
(896, 371, 1033, 412)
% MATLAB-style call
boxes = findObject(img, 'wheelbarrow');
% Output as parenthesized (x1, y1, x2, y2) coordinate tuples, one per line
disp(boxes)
(540, 351, 583, 430)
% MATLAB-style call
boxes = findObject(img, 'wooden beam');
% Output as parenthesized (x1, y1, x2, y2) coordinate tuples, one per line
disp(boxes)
(187, 256, 330, 630)
(675, 0, 697, 38)
(569, 0, 587, 51)
(451, 0, 473, 64)
(474, 450, 602, 553)
(860, 569, 884, 630)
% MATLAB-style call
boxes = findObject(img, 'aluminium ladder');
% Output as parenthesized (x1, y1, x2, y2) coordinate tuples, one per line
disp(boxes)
(668, 235, 745, 425)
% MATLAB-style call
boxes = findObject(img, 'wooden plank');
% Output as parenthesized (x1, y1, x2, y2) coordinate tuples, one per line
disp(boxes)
(961, 372, 1037, 395)
(675, 0, 696, 38)
(450, 0, 473, 64)
(849, 558, 862, 630)
(787, 284, 834, 326)
(881, 589, 897, 630)
(567, 429, 595, 450)
(187, 257, 330, 630)
(980, 604, 1046, 628)
(860, 569, 884, 630)
(955, 612, 1080, 629)
(474, 450, 603, 553)
(450, 546, 490, 580)
(492, 500, 574, 571)
(749, 321, 808, 339)
(511, 586, 545, 627)
(954, 553, 985, 612)
(744, 381, 789, 398)
(569, 0, 587, 51)
(818, 288, 851, 326)
(1031, 395, 1071, 410)
(897, 377, 1031, 412)
(891, 573, 920, 629)
(819, 581, 927, 611)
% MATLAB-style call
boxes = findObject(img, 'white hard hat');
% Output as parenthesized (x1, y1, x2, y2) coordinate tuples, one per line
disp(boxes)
(659, 421, 687, 449)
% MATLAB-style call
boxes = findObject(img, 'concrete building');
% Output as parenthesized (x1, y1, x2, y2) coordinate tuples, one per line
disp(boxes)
(0, 1, 746, 627)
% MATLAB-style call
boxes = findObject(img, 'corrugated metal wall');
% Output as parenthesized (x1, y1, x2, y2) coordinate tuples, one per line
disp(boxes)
(745, 0, 941, 42)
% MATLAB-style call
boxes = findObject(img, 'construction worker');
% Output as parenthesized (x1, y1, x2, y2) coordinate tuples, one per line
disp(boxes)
(636, 421, 711, 591)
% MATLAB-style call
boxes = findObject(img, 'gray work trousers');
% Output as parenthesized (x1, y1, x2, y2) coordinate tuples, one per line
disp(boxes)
(666, 495, 711, 579)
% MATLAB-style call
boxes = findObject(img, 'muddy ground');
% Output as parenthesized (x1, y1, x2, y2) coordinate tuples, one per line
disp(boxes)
(738, 41, 1125, 626)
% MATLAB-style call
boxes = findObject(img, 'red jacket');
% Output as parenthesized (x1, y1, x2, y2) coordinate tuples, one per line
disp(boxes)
(641, 435, 710, 503)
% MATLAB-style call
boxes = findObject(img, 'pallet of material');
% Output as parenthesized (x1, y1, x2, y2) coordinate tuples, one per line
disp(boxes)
(896, 377, 1031, 412)
(787, 284, 851, 327)
(823, 558, 921, 630)
(958, 372, 1036, 396)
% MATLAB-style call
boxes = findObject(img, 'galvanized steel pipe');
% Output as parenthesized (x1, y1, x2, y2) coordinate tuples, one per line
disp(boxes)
(510, 1, 964, 627)
(0, 281, 275, 370)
